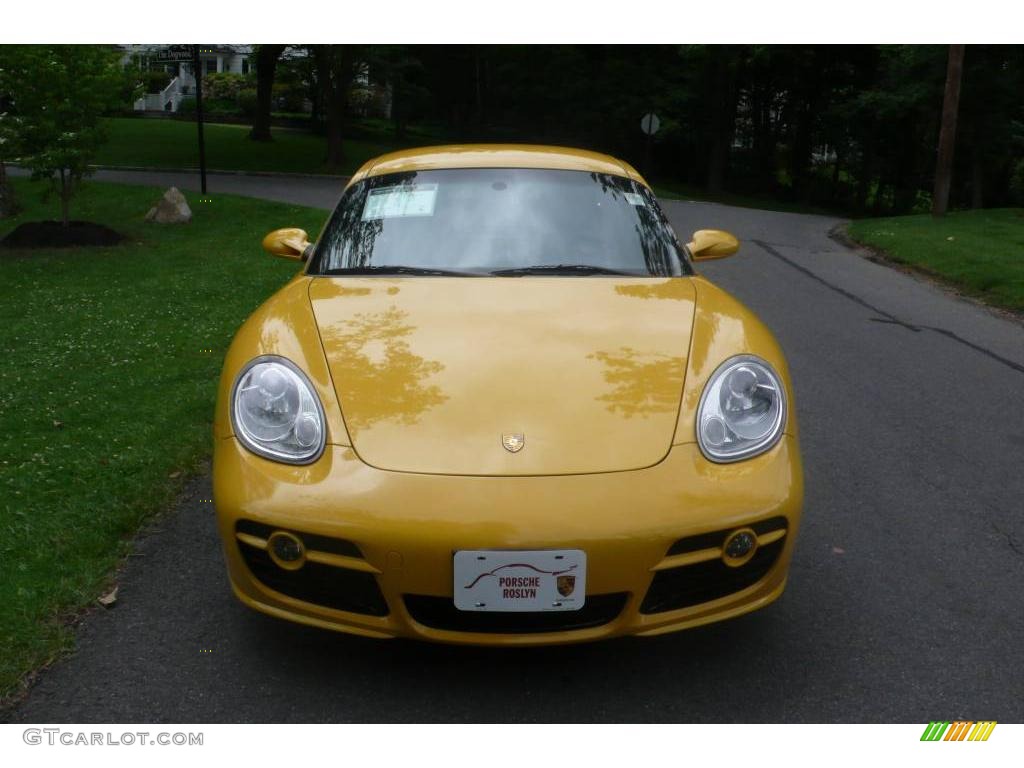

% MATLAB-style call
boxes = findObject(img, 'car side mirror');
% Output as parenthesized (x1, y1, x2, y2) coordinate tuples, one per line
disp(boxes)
(687, 229, 739, 261)
(262, 228, 313, 261)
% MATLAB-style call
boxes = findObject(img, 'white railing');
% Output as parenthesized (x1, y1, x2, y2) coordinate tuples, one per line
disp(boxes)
(133, 76, 183, 112)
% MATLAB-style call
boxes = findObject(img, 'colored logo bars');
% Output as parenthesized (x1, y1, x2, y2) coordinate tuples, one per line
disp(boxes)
(920, 721, 997, 741)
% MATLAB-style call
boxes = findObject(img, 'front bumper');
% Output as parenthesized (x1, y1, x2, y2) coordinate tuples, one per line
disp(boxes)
(214, 436, 803, 645)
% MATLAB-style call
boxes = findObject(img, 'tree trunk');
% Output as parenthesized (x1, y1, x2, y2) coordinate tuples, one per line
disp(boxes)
(309, 65, 322, 126)
(830, 150, 842, 200)
(392, 90, 407, 140)
(250, 44, 286, 142)
(59, 169, 70, 226)
(750, 89, 776, 194)
(314, 45, 356, 169)
(872, 175, 888, 216)
(325, 99, 345, 167)
(971, 156, 984, 209)
(789, 103, 814, 202)
(856, 144, 874, 212)
(706, 52, 739, 194)
(0, 160, 16, 218)
(932, 44, 965, 217)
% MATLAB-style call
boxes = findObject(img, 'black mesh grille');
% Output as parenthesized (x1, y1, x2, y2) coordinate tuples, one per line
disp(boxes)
(235, 519, 363, 559)
(238, 539, 389, 616)
(640, 539, 785, 614)
(404, 593, 628, 634)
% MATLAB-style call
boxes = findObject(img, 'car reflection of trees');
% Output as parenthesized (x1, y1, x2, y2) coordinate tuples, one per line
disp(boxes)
(588, 346, 685, 418)
(614, 280, 692, 301)
(596, 277, 693, 418)
(317, 305, 447, 436)
(317, 173, 419, 269)
(590, 172, 679, 275)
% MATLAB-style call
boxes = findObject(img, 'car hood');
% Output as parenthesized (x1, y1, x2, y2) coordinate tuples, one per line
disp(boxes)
(308, 276, 696, 475)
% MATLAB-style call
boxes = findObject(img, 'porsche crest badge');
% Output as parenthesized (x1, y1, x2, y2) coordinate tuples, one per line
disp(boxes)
(557, 574, 576, 597)
(502, 433, 525, 453)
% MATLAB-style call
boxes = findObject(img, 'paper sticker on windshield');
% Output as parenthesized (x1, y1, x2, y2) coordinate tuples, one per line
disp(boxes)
(624, 192, 646, 207)
(362, 184, 438, 221)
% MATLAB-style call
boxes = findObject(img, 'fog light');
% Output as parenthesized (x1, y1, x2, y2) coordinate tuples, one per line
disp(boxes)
(267, 531, 306, 570)
(722, 528, 757, 567)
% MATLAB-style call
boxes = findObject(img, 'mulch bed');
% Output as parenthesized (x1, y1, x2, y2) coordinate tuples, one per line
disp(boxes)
(0, 220, 125, 249)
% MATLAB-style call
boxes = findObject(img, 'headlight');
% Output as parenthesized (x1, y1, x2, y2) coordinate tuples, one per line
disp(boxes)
(231, 356, 326, 464)
(696, 355, 786, 463)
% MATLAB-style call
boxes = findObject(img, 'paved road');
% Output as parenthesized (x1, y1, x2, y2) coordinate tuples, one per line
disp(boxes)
(9, 166, 350, 209)
(9, 171, 1024, 723)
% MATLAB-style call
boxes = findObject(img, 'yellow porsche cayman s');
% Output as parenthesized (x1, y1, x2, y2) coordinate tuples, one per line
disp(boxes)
(213, 145, 803, 645)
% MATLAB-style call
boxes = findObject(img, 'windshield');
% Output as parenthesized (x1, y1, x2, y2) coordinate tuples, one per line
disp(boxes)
(308, 168, 691, 277)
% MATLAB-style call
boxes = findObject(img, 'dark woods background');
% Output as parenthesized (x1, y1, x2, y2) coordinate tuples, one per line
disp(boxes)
(6, 43, 1020, 217)
(354, 44, 1024, 215)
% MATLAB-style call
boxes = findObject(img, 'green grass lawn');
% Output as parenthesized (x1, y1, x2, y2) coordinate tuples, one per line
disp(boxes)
(94, 117, 404, 176)
(847, 208, 1024, 313)
(0, 178, 327, 702)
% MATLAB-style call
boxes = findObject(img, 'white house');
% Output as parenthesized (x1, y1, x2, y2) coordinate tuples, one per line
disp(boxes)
(121, 45, 253, 112)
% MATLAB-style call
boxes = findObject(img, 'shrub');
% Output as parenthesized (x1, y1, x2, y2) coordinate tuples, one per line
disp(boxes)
(272, 82, 308, 114)
(348, 87, 374, 117)
(238, 88, 259, 120)
(177, 97, 242, 116)
(142, 70, 172, 94)
(1010, 158, 1024, 206)
(202, 72, 251, 101)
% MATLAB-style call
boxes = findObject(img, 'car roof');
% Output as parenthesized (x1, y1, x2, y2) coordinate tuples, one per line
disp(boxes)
(349, 144, 649, 188)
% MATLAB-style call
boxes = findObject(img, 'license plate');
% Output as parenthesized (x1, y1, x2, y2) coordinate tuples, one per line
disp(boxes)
(453, 549, 586, 612)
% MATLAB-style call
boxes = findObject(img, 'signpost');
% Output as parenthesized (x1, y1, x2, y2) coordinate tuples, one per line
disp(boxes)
(640, 112, 660, 179)
(640, 112, 661, 136)
(638, 112, 663, 180)
(191, 46, 208, 196)
(155, 45, 207, 195)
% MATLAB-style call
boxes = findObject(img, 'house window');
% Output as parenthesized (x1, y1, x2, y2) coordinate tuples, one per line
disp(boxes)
(241, 59, 250, 75)
(205, 58, 216, 75)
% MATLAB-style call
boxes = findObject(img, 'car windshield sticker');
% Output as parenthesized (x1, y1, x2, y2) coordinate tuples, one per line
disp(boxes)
(624, 192, 646, 206)
(362, 184, 438, 221)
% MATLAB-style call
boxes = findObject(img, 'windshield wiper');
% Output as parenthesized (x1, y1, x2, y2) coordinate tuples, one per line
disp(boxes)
(489, 264, 639, 276)
(321, 265, 483, 277)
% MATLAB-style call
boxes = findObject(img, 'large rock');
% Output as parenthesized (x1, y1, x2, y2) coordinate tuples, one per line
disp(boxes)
(145, 187, 192, 224)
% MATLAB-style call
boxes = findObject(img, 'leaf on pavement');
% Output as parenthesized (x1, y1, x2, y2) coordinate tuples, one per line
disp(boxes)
(97, 586, 118, 607)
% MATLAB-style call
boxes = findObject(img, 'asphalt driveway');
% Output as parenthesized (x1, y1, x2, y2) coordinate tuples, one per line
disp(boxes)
(8, 169, 1024, 722)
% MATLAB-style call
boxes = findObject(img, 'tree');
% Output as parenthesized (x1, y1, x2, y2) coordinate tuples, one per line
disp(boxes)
(312, 45, 361, 168)
(0, 45, 121, 225)
(956, 45, 1024, 209)
(932, 45, 965, 217)
(367, 45, 430, 139)
(0, 159, 16, 218)
(0, 68, 21, 216)
(249, 44, 287, 142)
(0, 98, 18, 217)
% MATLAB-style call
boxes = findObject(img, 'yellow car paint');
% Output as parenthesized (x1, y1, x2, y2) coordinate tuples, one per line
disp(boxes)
(261, 227, 312, 261)
(214, 437, 802, 645)
(213, 145, 804, 644)
(349, 144, 649, 187)
(687, 229, 740, 261)
(307, 276, 695, 476)
(676, 276, 799, 445)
